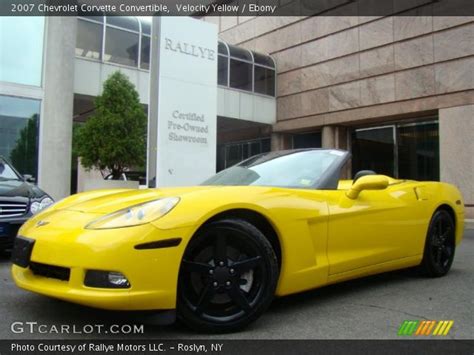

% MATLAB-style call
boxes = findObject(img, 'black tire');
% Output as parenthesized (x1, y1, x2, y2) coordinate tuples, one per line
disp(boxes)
(419, 210, 455, 277)
(177, 219, 279, 333)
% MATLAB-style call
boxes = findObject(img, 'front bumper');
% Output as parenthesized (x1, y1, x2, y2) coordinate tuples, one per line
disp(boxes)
(11, 212, 193, 311)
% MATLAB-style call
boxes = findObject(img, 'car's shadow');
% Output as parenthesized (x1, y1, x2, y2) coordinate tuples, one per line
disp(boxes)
(0, 251, 11, 263)
(2, 266, 425, 338)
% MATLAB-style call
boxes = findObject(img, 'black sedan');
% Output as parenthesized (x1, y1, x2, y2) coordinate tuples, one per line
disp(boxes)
(0, 157, 53, 251)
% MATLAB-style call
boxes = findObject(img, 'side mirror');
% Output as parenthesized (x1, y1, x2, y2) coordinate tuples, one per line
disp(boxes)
(23, 174, 36, 183)
(346, 175, 389, 199)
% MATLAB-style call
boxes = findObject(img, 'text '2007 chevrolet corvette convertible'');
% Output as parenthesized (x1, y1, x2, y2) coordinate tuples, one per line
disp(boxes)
(11, 149, 464, 332)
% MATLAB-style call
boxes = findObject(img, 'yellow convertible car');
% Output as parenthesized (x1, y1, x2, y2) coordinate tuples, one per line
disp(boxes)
(11, 149, 464, 332)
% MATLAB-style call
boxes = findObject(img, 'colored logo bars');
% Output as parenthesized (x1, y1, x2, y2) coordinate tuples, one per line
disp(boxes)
(398, 320, 454, 336)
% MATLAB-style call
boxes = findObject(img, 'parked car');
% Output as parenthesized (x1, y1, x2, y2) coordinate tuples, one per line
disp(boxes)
(0, 156, 53, 251)
(11, 149, 464, 332)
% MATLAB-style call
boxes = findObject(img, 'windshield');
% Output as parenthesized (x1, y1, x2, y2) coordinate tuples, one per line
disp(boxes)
(202, 149, 348, 189)
(0, 159, 21, 181)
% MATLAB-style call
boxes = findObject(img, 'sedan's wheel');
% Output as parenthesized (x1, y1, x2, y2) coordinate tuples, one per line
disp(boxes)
(420, 210, 455, 277)
(177, 219, 279, 332)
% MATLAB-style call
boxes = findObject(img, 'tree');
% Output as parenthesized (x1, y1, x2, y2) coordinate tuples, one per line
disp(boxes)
(74, 71, 147, 179)
(10, 114, 39, 176)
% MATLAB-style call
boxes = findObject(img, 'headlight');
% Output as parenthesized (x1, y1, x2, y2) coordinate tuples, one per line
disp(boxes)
(85, 197, 180, 230)
(30, 197, 54, 214)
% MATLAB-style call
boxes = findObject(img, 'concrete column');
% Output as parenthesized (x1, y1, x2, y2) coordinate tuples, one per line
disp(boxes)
(439, 105, 474, 219)
(271, 132, 292, 151)
(38, 17, 77, 200)
(322, 126, 335, 148)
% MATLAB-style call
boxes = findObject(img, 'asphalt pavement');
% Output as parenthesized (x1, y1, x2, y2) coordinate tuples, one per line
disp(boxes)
(0, 230, 472, 340)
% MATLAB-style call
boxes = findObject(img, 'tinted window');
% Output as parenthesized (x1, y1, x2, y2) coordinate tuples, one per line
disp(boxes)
(76, 19, 102, 60)
(105, 27, 139, 66)
(0, 160, 20, 181)
(140, 35, 150, 70)
(204, 150, 344, 188)
(398, 122, 439, 181)
(254, 66, 275, 96)
(293, 132, 322, 148)
(0, 95, 40, 178)
(0, 17, 44, 86)
(218, 55, 228, 86)
(230, 59, 252, 91)
(106, 16, 139, 31)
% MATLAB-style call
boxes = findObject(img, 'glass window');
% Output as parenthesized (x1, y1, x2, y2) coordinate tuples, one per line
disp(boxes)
(106, 17, 139, 31)
(218, 55, 228, 86)
(230, 59, 252, 91)
(253, 52, 275, 67)
(228, 45, 252, 61)
(218, 42, 228, 55)
(352, 120, 440, 181)
(0, 95, 40, 178)
(80, 16, 103, 23)
(140, 19, 151, 35)
(140, 35, 150, 70)
(204, 150, 343, 189)
(76, 19, 102, 60)
(217, 138, 271, 171)
(0, 17, 45, 86)
(104, 27, 139, 66)
(352, 126, 396, 177)
(254, 66, 275, 96)
(226, 144, 242, 168)
(398, 122, 439, 181)
(293, 132, 322, 148)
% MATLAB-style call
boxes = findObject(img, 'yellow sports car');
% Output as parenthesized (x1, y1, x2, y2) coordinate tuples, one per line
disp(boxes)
(11, 149, 464, 332)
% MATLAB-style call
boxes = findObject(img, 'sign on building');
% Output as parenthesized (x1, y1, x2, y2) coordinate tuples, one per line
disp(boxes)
(147, 17, 217, 187)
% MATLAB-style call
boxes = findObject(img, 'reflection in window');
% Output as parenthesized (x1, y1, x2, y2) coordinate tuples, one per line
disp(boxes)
(218, 41, 276, 97)
(0, 95, 40, 178)
(398, 122, 439, 181)
(105, 27, 139, 66)
(229, 59, 252, 91)
(140, 35, 150, 70)
(254, 66, 275, 96)
(217, 138, 271, 171)
(0, 17, 45, 86)
(75, 17, 151, 70)
(352, 120, 440, 181)
(253, 51, 275, 67)
(106, 16, 139, 31)
(76, 19, 102, 60)
(228, 45, 252, 61)
(218, 55, 228, 86)
(352, 127, 395, 177)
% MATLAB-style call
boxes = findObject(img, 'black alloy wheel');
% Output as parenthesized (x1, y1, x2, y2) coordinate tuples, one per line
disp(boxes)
(177, 219, 279, 332)
(420, 210, 456, 277)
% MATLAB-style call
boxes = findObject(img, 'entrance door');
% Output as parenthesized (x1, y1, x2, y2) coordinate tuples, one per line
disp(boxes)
(352, 126, 396, 177)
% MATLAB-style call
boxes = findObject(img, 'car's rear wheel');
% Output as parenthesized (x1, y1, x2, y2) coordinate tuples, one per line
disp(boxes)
(177, 219, 279, 333)
(420, 210, 455, 277)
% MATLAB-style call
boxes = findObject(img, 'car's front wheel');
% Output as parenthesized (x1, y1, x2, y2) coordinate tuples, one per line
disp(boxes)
(177, 219, 279, 332)
(420, 209, 456, 277)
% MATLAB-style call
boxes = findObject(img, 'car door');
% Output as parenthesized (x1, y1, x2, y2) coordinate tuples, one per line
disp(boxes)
(326, 182, 425, 276)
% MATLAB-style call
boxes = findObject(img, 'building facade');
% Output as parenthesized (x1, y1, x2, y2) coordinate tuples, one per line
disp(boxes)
(207, 12, 474, 218)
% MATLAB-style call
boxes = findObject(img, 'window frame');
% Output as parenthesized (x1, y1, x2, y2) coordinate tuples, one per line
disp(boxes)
(76, 16, 150, 71)
(217, 40, 276, 98)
